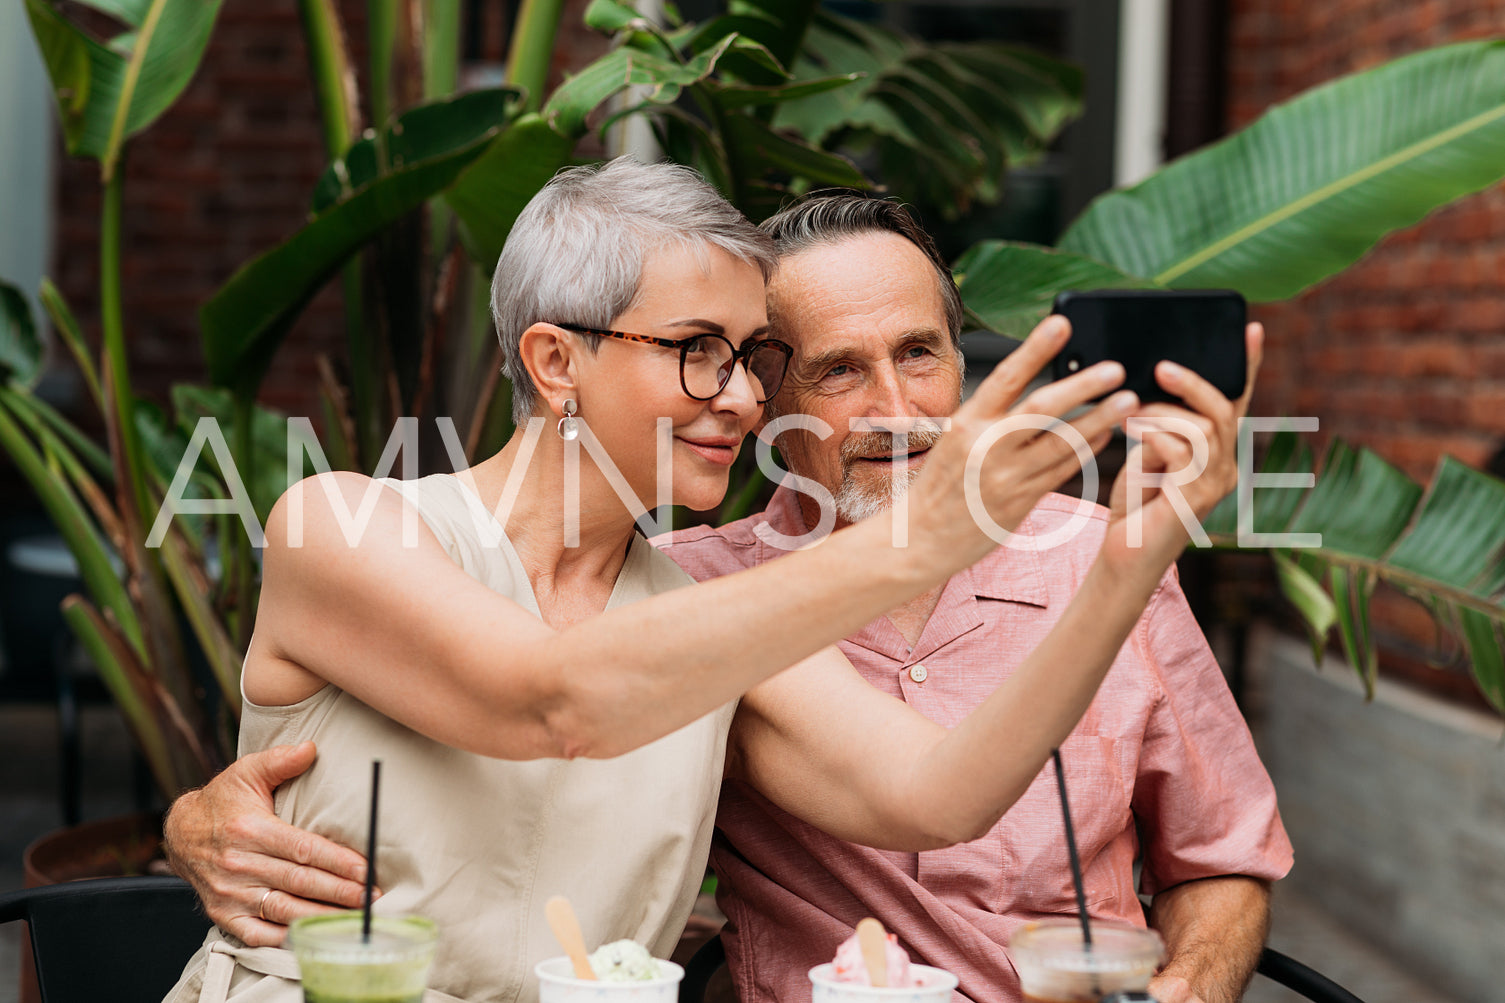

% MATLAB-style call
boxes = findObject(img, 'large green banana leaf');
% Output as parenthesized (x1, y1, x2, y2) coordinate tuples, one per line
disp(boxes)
(775, 10, 1083, 218)
(1204, 432, 1505, 713)
(542, 30, 739, 138)
(24, 0, 224, 180)
(443, 114, 576, 273)
(953, 242, 1154, 339)
(1058, 40, 1505, 299)
(563, 0, 867, 218)
(725, 0, 818, 73)
(200, 89, 520, 396)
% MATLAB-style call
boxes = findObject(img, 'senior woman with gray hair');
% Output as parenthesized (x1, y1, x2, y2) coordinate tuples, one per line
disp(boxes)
(165, 157, 1256, 1003)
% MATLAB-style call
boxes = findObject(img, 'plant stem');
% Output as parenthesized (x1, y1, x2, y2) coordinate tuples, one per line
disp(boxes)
(424, 0, 460, 100)
(231, 393, 257, 652)
(0, 392, 143, 656)
(40, 278, 104, 415)
(370, 0, 399, 129)
(61, 598, 180, 796)
(18, 389, 113, 481)
(100, 164, 153, 527)
(506, 0, 566, 112)
(296, 0, 374, 466)
(297, 0, 359, 156)
(425, 0, 461, 274)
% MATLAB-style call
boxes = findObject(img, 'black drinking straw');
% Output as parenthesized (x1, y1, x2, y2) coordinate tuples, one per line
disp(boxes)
(1051, 749, 1093, 947)
(362, 760, 381, 944)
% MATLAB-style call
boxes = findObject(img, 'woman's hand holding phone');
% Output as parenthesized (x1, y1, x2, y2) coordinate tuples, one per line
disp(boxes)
(1102, 321, 1265, 574)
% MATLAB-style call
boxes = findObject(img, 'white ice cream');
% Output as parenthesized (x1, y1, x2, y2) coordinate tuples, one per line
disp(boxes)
(587, 940, 662, 982)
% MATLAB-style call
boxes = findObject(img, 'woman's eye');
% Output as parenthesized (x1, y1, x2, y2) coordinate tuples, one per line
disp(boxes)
(683, 337, 712, 357)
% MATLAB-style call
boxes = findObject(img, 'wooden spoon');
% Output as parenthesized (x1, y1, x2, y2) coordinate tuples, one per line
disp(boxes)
(545, 896, 595, 980)
(856, 917, 889, 988)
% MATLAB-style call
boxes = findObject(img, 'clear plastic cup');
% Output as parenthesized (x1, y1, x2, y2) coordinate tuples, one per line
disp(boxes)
(288, 913, 439, 1003)
(535, 956, 684, 1003)
(807, 962, 959, 1003)
(1009, 919, 1164, 1003)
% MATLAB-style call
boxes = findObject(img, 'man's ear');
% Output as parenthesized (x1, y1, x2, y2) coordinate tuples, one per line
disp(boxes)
(517, 322, 578, 412)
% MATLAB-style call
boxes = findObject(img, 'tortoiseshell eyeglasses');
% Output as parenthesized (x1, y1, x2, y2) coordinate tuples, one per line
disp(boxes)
(557, 325, 793, 403)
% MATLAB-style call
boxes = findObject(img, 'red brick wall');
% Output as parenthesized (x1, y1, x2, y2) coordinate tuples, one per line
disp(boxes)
(53, 0, 351, 419)
(47, 0, 606, 422)
(1225, 0, 1505, 702)
(1227, 0, 1505, 480)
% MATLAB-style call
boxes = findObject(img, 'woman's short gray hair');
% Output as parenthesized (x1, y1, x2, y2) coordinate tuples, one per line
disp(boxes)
(492, 157, 776, 422)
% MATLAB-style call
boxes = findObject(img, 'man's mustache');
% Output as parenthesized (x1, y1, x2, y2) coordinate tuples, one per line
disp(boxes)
(840, 419, 947, 469)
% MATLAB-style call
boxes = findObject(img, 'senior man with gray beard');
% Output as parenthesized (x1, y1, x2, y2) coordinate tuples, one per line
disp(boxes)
(657, 192, 1290, 1003)
(159, 189, 1289, 1003)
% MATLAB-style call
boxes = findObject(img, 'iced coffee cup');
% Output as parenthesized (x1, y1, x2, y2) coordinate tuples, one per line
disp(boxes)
(289, 913, 439, 1003)
(534, 956, 685, 1003)
(1010, 919, 1164, 1003)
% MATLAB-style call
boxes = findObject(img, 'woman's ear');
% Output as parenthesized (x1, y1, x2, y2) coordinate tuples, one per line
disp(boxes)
(517, 322, 578, 413)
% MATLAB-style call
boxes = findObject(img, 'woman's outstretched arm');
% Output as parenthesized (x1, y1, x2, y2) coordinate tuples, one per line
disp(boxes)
(250, 317, 1136, 761)
(728, 325, 1263, 849)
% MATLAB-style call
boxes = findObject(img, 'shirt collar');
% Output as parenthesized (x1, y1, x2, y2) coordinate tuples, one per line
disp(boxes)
(760, 480, 1052, 610)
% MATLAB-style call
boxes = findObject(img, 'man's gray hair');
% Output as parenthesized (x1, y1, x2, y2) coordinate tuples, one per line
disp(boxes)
(492, 157, 776, 422)
(760, 191, 964, 348)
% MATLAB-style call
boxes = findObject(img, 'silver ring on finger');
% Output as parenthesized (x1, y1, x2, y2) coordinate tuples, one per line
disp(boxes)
(258, 888, 274, 922)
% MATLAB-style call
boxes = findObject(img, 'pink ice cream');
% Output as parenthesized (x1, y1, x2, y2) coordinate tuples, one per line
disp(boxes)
(831, 931, 925, 987)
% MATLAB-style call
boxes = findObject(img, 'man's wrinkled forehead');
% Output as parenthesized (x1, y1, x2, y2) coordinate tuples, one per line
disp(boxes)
(766, 238, 949, 357)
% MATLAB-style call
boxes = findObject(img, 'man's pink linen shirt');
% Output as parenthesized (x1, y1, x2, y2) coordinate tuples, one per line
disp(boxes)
(658, 484, 1292, 1003)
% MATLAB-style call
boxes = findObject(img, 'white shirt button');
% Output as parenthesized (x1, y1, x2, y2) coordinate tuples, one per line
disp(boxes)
(909, 663, 928, 683)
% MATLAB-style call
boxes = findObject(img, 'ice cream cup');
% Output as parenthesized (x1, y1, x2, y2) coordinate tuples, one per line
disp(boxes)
(288, 912, 439, 1003)
(807, 962, 959, 1003)
(535, 956, 684, 1003)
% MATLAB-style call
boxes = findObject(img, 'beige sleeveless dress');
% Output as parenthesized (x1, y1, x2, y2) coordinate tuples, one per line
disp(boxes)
(165, 474, 737, 1003)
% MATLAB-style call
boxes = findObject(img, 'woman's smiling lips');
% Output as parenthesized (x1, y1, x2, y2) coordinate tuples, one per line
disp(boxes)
(679, 435, 742, 466)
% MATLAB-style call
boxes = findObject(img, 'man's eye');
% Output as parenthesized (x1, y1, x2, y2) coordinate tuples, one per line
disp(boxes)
(824, 363, 854, 379)
(903, 345, 932, 360)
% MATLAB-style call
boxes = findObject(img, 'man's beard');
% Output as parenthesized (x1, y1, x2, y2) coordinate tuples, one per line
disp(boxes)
(832, 420, 946, 523)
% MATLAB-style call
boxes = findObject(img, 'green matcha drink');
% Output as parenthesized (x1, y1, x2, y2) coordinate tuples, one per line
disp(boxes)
(289, 913, 439, 1003)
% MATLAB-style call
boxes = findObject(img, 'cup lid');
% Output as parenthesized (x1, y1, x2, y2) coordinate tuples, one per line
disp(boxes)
(288, 913, 438, 963)
(1009, 919, 1165, 973)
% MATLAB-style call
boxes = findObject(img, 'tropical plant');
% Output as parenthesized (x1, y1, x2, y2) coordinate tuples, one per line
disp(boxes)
(3, 0, 245, 797)
(1, 0, 1084, 799)
(197, 0, 1085, 519)
(951, 38, 1505, 712)
(1203, 433, 1505, 714)
(775, 8, 1084, 219)
(7, 0, 1502, 813)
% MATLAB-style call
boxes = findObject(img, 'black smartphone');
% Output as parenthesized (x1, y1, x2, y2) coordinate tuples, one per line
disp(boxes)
(1050, 289, 1247, 404)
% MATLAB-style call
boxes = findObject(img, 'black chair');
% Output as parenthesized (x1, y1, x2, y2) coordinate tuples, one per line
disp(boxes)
(677, 935, 1370, 1003)
(1257, 947, 1368, 1003)
(0, 875, 212, 1003)
(678, 930, 726, 1003)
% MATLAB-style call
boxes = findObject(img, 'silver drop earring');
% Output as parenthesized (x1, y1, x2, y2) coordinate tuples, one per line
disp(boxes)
(557, 398, 580, 441)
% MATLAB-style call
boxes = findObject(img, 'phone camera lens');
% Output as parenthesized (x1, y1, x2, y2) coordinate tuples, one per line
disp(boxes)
(1066, 355, 1082, 373)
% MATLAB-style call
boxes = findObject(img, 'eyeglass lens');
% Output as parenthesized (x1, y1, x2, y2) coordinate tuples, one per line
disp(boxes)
(683, 336, 788, 401)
